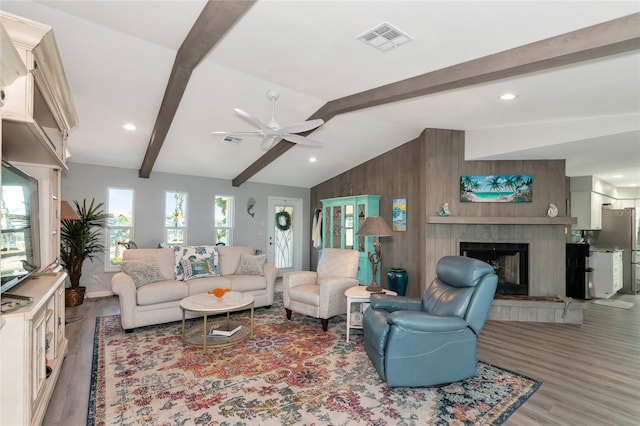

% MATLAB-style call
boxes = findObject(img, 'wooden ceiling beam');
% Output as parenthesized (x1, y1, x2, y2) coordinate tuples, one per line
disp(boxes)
(232, 12, 640, 187)
(139, 0, 255, 178)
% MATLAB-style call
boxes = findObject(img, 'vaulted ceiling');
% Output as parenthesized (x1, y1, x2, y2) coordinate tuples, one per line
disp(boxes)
(3, 1, 639, 188)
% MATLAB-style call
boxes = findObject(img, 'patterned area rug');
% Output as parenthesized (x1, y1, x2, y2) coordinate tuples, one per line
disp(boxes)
(89, 295, 541, 425)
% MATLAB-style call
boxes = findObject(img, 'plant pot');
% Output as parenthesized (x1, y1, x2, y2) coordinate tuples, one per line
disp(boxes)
(65, 287, 86, 307)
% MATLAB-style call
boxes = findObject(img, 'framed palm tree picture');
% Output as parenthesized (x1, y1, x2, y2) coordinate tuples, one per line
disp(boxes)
(460, 175, 533, 203)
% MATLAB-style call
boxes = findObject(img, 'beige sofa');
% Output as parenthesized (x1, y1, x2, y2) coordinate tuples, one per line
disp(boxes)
(111, 246, 277, 331)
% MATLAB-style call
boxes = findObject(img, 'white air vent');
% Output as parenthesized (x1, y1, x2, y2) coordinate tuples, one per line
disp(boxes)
(221, 135, 242, 144)
(357, 22, 413, 52)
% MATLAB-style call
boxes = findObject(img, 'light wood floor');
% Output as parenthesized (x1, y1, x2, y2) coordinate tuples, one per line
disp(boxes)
(43, 293, 640, 426)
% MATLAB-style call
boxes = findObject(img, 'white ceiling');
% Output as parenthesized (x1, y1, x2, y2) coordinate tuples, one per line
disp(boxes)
(2, 1, 639, 189)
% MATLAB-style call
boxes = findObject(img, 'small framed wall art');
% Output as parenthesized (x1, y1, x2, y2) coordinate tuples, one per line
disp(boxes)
(392, 198, 407, 231)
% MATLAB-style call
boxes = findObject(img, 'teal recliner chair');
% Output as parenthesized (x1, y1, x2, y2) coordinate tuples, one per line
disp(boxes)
(363, 256, 497, 387)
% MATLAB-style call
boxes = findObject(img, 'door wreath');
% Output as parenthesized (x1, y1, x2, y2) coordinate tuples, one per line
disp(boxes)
(275, 210, 292, 231)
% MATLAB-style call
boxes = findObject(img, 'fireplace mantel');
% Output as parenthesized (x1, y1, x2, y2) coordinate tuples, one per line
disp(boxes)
(427, 216, 577, 225)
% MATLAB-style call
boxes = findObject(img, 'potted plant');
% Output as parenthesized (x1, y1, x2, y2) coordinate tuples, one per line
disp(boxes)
(60, 199, 110, 306)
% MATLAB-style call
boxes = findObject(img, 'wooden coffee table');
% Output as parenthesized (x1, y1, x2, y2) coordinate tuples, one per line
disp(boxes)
(180, 291, 254, 351)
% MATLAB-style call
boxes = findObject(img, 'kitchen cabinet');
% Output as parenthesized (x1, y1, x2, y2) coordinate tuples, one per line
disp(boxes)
(571, 191, 614, 230)
(321, 195, 380, 284)
(0, 273, 68, 426)
(589, 250, 623, 298)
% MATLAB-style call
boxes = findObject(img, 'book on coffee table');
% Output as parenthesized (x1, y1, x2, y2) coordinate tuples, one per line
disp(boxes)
(208, 323, 241, 337)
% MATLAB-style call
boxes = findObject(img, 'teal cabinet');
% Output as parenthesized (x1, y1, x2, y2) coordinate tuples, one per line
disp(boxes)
(320, 195, 380, 285)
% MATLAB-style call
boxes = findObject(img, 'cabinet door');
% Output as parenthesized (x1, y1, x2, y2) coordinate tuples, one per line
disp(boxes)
(32, 309, 48, 404)
(2, 47, 35, 122)
(356, 203, 366, 253)
(344, 204, 355, 250)
(331, 205, 343, 248)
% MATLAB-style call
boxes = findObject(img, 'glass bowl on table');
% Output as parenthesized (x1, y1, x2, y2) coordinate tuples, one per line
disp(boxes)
(208, 287, 231, 301)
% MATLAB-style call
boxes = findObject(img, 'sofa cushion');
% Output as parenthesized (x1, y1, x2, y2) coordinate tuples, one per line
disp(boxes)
(120, 258, 165, 288)
(122, 248, 175, 280)
(181, 257, 220, 280)
(235, 253, 266, 275)
(173, 245, 219, 280)
(137, 280, 189, 305)
(227, 274, 268, 292)
(217, 246, 254, 275)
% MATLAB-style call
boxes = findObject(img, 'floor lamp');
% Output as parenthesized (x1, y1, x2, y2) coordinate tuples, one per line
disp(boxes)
(356, 216, 392, 292)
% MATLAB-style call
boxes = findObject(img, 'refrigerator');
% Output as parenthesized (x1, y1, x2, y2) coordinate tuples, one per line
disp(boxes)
(597, 207, 639, 294)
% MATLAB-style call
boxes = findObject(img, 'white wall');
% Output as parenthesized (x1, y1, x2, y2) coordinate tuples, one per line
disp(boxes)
(62, 163, 310, 297)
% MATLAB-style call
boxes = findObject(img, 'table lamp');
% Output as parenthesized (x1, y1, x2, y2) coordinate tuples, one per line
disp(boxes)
(356, 215, 392, 292)
(60, 200, 80, 220)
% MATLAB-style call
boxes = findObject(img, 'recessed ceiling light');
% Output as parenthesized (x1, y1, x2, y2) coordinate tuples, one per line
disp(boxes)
(611, 174, 623, 178)
(499, 93, 517, 101)
(309, 157, 317, 163)
(123, 123, 136, 131)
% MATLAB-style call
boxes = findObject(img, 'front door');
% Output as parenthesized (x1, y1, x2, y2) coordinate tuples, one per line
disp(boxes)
(267, 197, 303, 276)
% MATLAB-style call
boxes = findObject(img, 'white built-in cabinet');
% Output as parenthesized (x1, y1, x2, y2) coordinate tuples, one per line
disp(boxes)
(0, 273, 68, 426)
(1, 12, 78, 169)
(1, 11, 77, 426)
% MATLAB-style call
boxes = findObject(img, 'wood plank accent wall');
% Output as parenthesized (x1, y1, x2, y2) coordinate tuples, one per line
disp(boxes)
(311, 136, 427, 297)
(424, 129, 570, 296)
(311, 128, 570, 297)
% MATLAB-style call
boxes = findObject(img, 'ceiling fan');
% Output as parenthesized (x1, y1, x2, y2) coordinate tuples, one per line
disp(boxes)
(212, 90, 324, 150)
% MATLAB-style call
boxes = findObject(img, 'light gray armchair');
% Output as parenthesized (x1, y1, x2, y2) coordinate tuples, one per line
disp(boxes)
(363, 255, 497, 387)
(283, 248, 359, 331)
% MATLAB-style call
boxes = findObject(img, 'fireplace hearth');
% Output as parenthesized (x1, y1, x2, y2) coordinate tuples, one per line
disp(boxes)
(460, 242, 529, 295)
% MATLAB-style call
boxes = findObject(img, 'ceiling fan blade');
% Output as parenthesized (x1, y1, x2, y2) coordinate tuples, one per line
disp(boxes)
(278, 119, 325, 135)
(233, 108, 270, 132)
(211, 131, 263, 136)
(260, 135, 280, 150)
(282, 133, 322, 146)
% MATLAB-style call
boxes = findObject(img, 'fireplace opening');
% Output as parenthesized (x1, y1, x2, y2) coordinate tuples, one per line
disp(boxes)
(460, 242, 529, 295)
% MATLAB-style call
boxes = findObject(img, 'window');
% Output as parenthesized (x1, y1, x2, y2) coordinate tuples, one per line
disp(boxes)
(165, 191, 187, 246)
(214, 195, 233, 245)
(107, 187, 134, 269)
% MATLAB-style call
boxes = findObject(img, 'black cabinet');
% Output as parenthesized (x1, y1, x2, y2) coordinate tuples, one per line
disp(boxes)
(566, 243, 592, 299)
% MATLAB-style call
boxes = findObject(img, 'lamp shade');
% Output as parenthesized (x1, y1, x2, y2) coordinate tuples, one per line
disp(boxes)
(60, 200, 80, 220)
(356, 216, 392, 237)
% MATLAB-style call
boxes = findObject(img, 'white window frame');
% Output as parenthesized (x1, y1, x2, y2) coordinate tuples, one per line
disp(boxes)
(165, 191, 188, 247)
(106, 187, 135, 272)
(214, 195, 234, 245)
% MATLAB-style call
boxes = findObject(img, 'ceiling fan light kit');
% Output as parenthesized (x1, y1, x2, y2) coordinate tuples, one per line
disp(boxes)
(212, 90, 324, 150)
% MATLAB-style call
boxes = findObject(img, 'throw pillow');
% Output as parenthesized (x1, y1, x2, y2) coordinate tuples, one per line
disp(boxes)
(235, 253, 266, 275)
(180, 257, 220, 281)
(174, 245, 218, 280)
(120, 258, 165, 288)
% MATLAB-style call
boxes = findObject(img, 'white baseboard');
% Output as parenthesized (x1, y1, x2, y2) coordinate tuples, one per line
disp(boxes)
(87, 290, 114, 299)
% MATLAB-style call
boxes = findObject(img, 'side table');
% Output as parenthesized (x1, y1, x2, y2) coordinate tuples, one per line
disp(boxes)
(344, 286, 397, 342)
